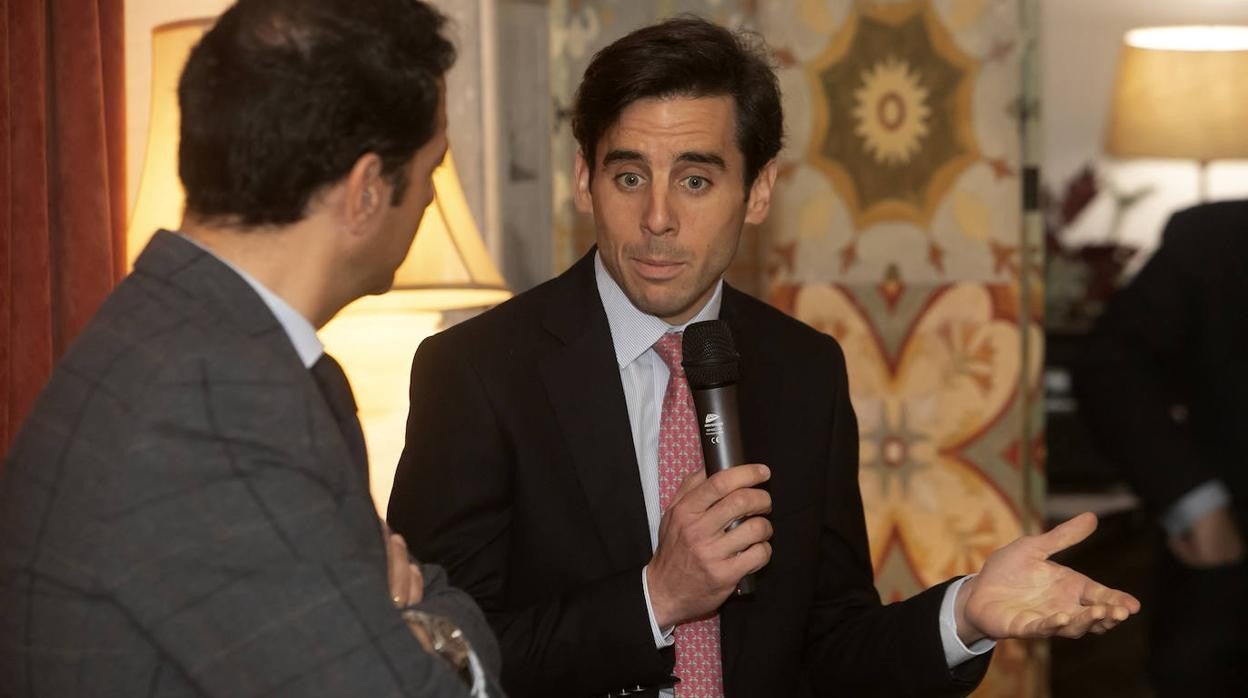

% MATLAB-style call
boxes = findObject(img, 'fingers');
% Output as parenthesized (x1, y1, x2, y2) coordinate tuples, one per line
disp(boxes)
(1080, 583, 1141, 614)
(706, 486, 772, 534)
(407, 561, 425, 605)
(386, 534, 411, 606)
(1029, 603, 1135, 639)
(679, 464, 770, 513)
(713, 515, 774, 560)
(673, 468, 707, 503)
(735, 540, 772, 577)
(1035, 512, 1098, 557)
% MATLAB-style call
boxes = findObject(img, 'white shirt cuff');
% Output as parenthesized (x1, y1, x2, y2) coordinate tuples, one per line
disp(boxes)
(939, 575, 995, 668)
(642, 565, 675, 648)
(467, 645, 489, 697)
(1162, 480, 1232, 537)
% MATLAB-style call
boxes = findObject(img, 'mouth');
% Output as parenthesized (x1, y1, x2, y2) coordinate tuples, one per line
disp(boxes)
(630, 257, 686, 281)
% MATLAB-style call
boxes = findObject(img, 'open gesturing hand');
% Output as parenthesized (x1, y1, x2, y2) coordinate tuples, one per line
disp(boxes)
(955, 512, 1141, 645)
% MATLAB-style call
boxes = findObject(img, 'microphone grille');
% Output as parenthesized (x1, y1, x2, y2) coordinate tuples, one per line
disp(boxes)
(682, 320, 740, 389)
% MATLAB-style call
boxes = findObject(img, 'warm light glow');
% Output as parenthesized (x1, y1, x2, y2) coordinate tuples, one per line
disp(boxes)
(328, 152, 510, 515)
(1125, 25, 1248, 52)
(382, 150, 511, 311)
(1105, 26, 1248, 161)
(319, 310, 443, 516)
(126, 19, 211, 264)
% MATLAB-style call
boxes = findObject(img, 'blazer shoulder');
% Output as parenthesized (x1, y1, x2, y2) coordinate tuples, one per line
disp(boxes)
(726, 286, 846, 362)
(61, 270, 302, 406)
(419, 261, 589, 357)
(1162, 199, 1248, 252)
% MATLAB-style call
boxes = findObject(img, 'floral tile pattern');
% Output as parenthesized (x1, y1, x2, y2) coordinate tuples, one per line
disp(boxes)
(774, 281, 1041, 584)
(808, 2, 979, 231)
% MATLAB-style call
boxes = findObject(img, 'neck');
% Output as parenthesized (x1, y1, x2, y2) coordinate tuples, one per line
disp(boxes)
(180, 216, 354, 328)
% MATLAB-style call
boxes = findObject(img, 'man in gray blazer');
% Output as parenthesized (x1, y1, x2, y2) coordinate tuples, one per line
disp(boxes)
(0, 0, 498, 695)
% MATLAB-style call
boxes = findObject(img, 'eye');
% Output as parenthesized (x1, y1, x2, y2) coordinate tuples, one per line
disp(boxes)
(616, 172, 644, 190)
(683, 175, 710, 192)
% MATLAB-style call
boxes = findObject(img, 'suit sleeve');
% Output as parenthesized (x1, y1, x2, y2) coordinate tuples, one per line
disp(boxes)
(416, 562, 502, 680)
(109, 357, 472, 698)
(389, 333, 671, 697)
(1074, 211, 1214, 516)
(803, 339, 990, 696)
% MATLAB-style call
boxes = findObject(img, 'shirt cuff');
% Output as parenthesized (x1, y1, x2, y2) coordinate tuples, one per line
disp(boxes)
(467, 645, 489, 697)
(642, 565, 675, 648)
(1162, 480, 1233, 537)
(939, 575, 995, 668)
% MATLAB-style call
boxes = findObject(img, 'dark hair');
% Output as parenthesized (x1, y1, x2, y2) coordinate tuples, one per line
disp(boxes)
(572, 16, 783, 188)
(178, 0, 455, 226)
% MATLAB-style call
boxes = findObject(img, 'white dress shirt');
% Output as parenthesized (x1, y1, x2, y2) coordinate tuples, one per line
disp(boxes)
(592, 252, 994, 676)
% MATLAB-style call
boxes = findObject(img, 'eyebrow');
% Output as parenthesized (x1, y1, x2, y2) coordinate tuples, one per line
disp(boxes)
(600, 149, 727, 170)
(675, 151, 726, 170)
(601, 149, 645, 167)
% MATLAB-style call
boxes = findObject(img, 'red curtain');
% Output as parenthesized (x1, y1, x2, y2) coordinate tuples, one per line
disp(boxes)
(1, 0, 126, 456)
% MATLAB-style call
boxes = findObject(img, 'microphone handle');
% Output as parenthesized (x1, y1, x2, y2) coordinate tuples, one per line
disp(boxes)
(689, 384, 756, 596)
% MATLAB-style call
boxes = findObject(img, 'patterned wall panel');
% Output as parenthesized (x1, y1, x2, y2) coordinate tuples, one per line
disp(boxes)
(760, 0, 1025, 288)
(773, 281, 1046, 696)
(549, 1, 1044, 694)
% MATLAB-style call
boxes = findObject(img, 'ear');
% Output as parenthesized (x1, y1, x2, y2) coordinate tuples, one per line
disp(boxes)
(342, 152, 388, 236)
(744, 158, 779, 226)
(573, 149, 594, 215)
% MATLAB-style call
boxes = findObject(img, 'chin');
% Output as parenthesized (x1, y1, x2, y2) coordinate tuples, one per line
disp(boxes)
(632, 293, 695, 322)
(364, 275, 397, 297)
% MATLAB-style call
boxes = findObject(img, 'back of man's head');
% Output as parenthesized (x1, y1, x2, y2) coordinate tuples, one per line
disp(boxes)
(572, 16, 783, 188)
(178, 0, 455, 228)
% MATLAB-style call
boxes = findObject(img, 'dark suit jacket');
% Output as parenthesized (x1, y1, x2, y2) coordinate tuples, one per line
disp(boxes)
(389, 251, 990, 697)
(1076, 200, 1248, 530)
(0, 231, 494, 697)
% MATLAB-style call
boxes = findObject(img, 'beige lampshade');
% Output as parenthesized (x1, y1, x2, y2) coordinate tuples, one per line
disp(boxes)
(126, 19, 212, 265)
(377, 150, 511, 311)
(1105, 26, 1248, 161)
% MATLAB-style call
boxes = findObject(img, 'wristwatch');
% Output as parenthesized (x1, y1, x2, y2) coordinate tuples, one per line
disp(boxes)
(400, 607, 472, 686)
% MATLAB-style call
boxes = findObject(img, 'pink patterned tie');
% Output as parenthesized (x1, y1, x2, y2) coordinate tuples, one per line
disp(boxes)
(653, 332, 725, 698)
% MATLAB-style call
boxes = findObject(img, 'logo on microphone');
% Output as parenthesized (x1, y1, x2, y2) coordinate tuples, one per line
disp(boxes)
(703, 413, 725, 444)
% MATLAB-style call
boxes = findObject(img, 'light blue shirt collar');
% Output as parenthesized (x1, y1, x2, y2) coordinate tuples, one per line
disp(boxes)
(176, 231, 324, 369)
(594, 251, 723, 369)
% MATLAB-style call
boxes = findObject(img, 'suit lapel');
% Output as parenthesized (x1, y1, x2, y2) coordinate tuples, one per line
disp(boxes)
(717, 286, 768, 689)
(538, 253, 654, 569)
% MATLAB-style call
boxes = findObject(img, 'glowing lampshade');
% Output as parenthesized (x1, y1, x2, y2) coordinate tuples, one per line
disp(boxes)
(126, 19, 212, 264)
(1105, 26, 1248, 199)
(126, 21, 510, 310)
(362, 151, 512, 312)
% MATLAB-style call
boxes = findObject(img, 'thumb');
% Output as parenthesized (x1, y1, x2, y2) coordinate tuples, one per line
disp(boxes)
(1035, 512, 1098, 557)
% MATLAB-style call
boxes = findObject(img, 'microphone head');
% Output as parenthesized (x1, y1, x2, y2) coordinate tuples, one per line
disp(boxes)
(682, 320, 740, 389)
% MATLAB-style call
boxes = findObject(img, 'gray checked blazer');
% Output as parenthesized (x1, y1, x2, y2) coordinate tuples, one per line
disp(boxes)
(0, 231, 498, 697)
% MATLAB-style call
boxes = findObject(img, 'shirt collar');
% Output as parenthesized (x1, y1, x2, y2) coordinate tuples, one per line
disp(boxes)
(176, 231, 324, 368)
(594, 250, 723, 369)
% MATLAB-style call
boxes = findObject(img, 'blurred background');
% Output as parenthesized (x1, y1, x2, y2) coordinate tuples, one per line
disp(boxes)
(7, 1, 1247, 695)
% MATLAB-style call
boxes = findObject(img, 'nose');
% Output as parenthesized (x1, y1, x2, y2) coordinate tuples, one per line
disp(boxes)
(641, 185, 676, 237)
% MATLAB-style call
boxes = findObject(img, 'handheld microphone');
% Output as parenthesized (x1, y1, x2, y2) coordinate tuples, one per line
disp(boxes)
(682, 320, 756, 596)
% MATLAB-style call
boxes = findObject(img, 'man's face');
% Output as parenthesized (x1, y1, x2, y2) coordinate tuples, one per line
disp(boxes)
(575, 95, 775, 325)
(366, 85, 449, 295)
